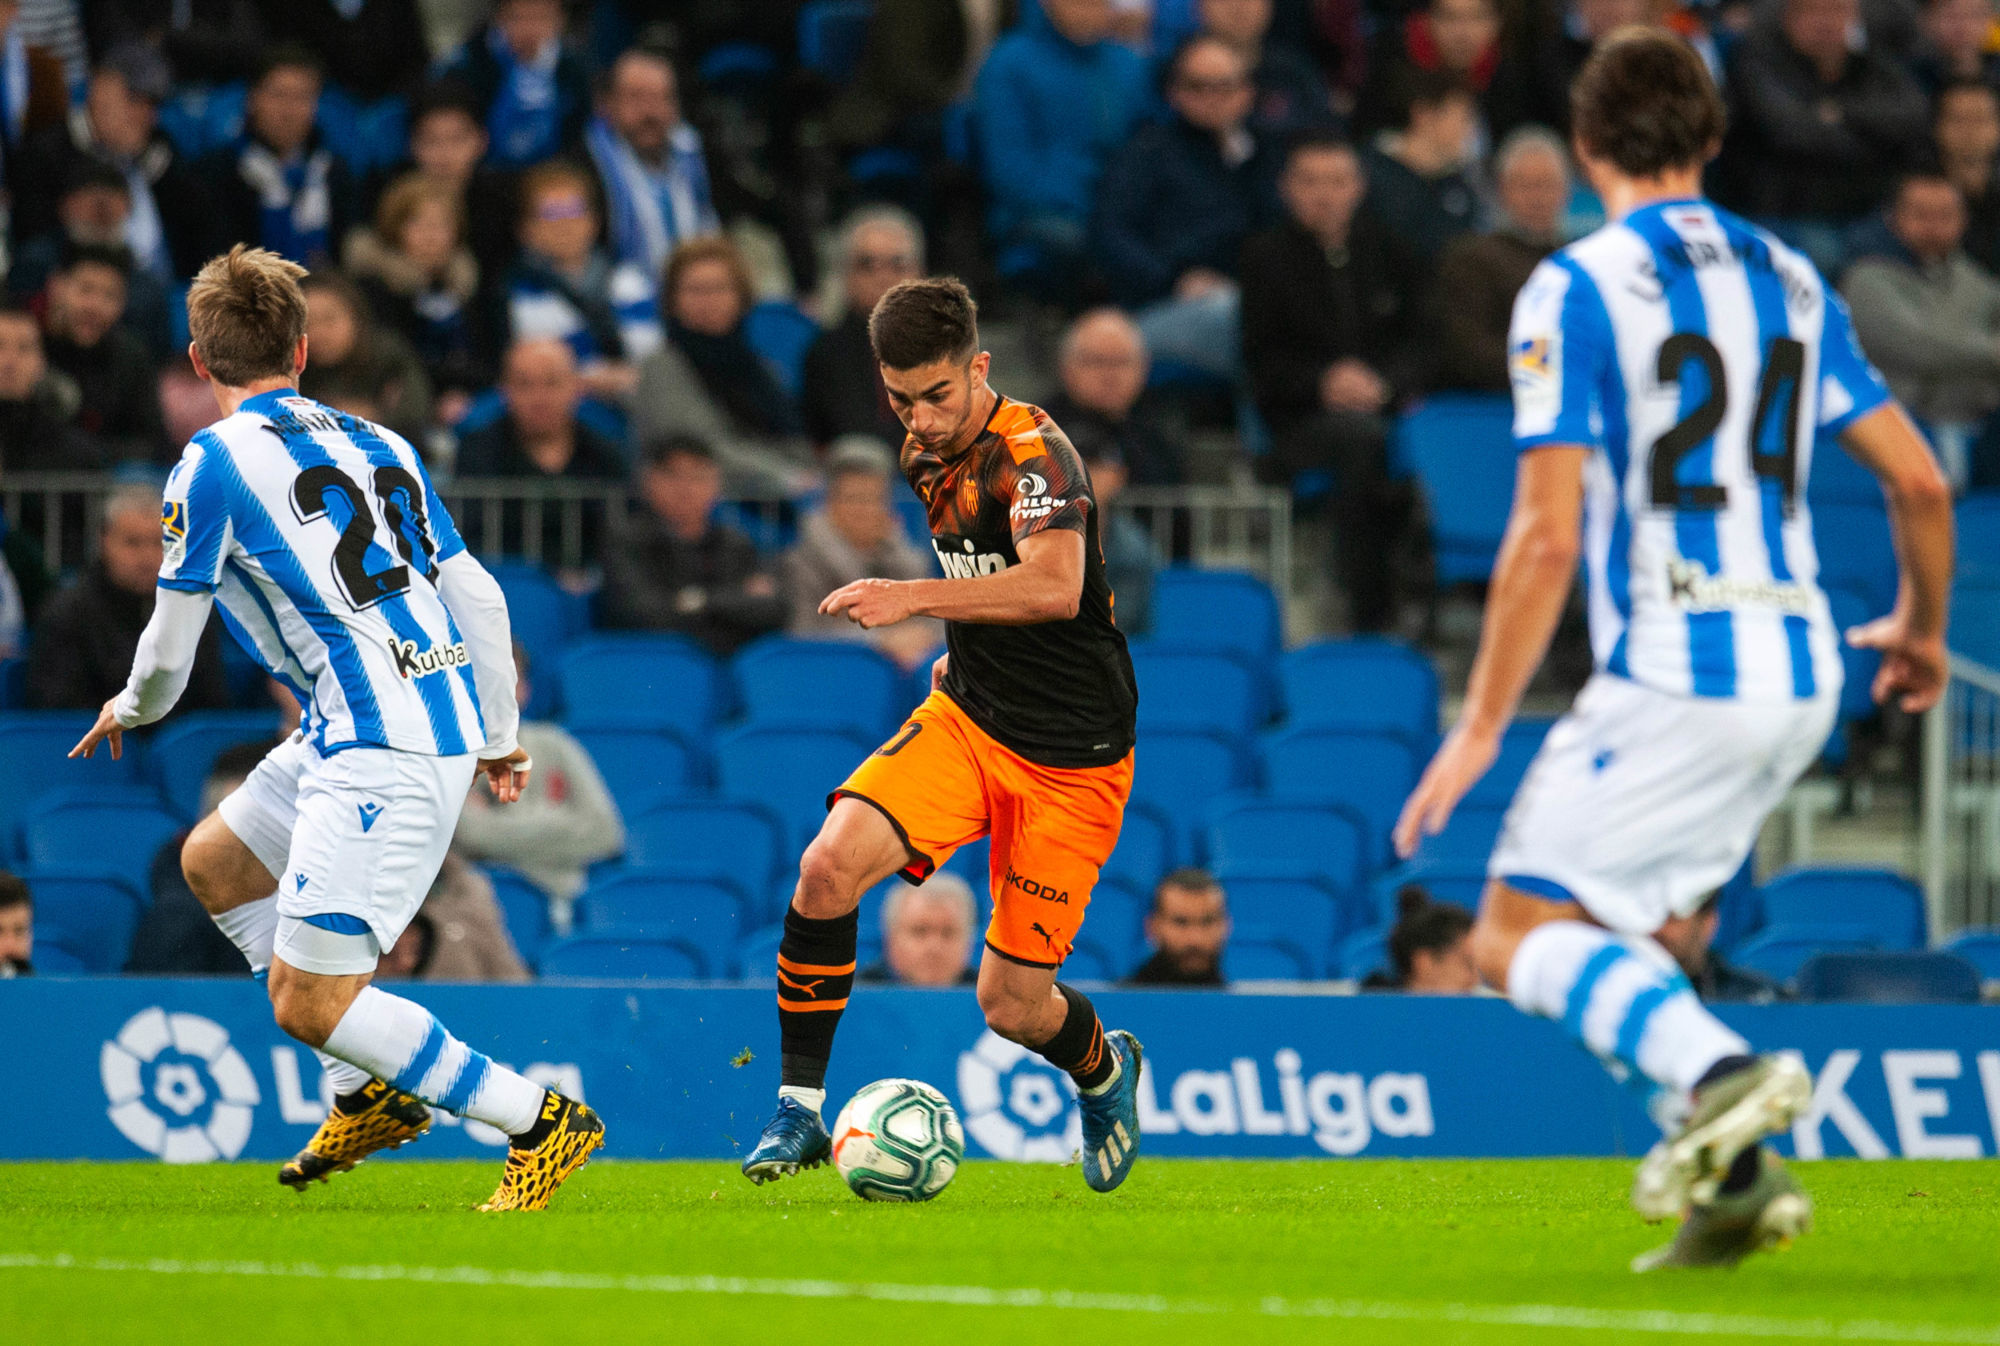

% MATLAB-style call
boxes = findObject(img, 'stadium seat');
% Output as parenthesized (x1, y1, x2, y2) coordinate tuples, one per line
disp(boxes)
(1806, 435, 1883, 508)
(1204, 800, 1367, 895)
(488, 563, 576, 719)
(1397, 395, 1515, 584)
(1130, 646, 1264, 739)
(798, 0, 874, 81)
(31, 944, 86, 973)
(1409, 800, 1510, 867)
(743, 300, 821, 398)
(1795, 950, 1982, 1003)
(1813, 502, 1898, 617)
(146, 710, 285, 820)
(0, 714, 148, 847)
(483, 868, 553, 971)
(735, 923, 785, 982)
(1228, 935, 1315, 981)
(1730, 923, 1880, 984)
(622, 800, 790, 923)
(1131, 730, 1253, 856)
(1101, 802, 1173, 891)
(1824, 584, 1884, 727)
(1262, 727, 1423, 865)
(1959, 496, 2000, 586)
(1465, 719, 1552, 808)
(733, 638, 906, 741)
(942, 835, 992, 896)
(0, 657, 22, 710)
(714, 725, 875, 854)
(571, 728, 699, 818)
(1711, 852, 1763, 954)
(1080, 877, 1148, 961)
(1951, 581, 2000, 665)
(1214, 873, 1344, 975)
(1337, 925, 1392, 982)
(1059, 941, 1119, 982)
(1147, 568, 1282, 665)
(572, 875, 745, 974)
(539, 931, 708, 980)
(1366, 863, 1487, 927)
(1757, 867, 1927, 949)
(20, 798, 184, 896)
(558, 636, 721, 738)
(24, 870, 144, 973)
(1278, 639, 1439, 746)
(1942, 928, 2000, 981)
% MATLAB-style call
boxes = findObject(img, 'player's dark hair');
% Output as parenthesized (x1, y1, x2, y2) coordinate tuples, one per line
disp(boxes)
(1152, 867, 1224, 915)
(0, 869, 30, 913)
(643, 432, 716, 468)
(1572, 28, 1725, 178)
(1388, 887, 1473, 984)
(57, 239, 133, 280)
(253, 41, 323, 87)
(869, 277, 979, 371)
(210, 739, 281, 785)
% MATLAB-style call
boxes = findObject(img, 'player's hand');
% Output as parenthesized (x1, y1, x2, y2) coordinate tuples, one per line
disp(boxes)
(1392, 722, 1501, 860)
(930, 651, 949, 691)
(480, 747, 533, 803)
(821, 578, 916, 629)
(1846, 612, 1949, 713)
(68, 699, 125, 761)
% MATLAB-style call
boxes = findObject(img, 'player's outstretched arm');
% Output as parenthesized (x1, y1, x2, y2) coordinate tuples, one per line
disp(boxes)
(1837, 402, 1955, 712)
(70, 588, 218, 760)
(1394, 447, 1588, 858)
(435, 550, 532, 801)
(821, 529, 1085, 628)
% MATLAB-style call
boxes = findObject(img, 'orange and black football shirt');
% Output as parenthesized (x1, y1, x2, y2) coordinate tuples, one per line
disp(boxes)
(902, 393, 1138, 770)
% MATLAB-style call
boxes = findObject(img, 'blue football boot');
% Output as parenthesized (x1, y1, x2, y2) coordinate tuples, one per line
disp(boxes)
(1077, 1030, 1143, 1192)
(741, 1096, 832, 1185)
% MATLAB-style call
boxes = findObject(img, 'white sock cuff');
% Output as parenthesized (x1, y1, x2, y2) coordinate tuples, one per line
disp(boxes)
(212, 895, 279, 974)
(314, 1049, 372, 1098)
(778, 1085, 826, 1117)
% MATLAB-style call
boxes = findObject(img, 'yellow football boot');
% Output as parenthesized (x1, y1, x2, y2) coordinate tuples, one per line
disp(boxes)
(279, 1079, 432, 1190)
(476, 1092, 605, 1212)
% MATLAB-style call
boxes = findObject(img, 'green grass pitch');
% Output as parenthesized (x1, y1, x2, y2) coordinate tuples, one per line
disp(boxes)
(4, 1158, 1998, 1345)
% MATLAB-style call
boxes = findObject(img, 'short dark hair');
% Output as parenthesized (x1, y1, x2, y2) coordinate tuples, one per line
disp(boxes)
(410, 77, 485, 128)
(0, 870, 30, 913)
(0, 300, 42, 331)
(869, 277, 979, 370)
(62, 154, 129, 200)
(1387, 886, 1472, 984)
(1284, 129, 1357, 171)
(254, 41, 323, 87)
(210, 739, 279, 784)
(1387, 66, 1471, 131)
(1896, 169, 1961, 203)
(1571, 27, 1726, 178)
(643, 433, 716, 468)
(57, 239, 133, 280)
(1152, 867, 1224, 915)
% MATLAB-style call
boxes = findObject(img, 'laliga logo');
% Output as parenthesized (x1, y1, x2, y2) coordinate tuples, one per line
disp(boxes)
(956, 1030, 1082, 1161)
(101, 1007, 261, 1162)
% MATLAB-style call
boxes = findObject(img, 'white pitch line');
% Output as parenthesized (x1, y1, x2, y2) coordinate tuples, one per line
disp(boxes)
(3, 1253, 1998, 1344)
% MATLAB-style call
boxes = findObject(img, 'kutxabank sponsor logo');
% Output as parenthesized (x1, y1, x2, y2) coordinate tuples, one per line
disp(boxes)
(101, 1007, 262, 1162)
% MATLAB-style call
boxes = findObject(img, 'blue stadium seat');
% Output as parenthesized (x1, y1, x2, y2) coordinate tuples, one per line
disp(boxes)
(571, 728, 699, 818)
(1795, 950, 1982, 1003)
(1059, 941, 1119, 981)
(539, 932, 708, 980)
(1806, 435, 1882, 508)
(942, 835, 992, 897)
(483, 868, 553, 970)
(1951, 581, 2000, 665)
(31, 944, 86, 973)
(1824, 584, 1884, 725)
(1278, 639, 1439, 746)
(1409, 800, 1510, 867)
(1214, 873, 1344, 975)
(1204, 800, 1367, 895)
(572, 875, 745, 974)
(1147, 568, 1282, 665)
(1465, 719, 1552, 808)
(1130, 646, 1264, 739)
(1730, 923, 1880, 984)
(896, 498, 935, 554)
(1080, 876, 1148, 961)
(1337, 925, 1392, 982)
(1959, 496, 2000, 586)
(24, 870, 144, 973)
(0, 713, 146, 845)
(1131, 730, 1253, 856)
(1758, 866, 1927, 949)
(1711, 852, 1763, 954)
(1228, 935, 1315, 980)
(714, 725, 874, 854)
(1397, 395, 1515, 584)
(0, 657, 22, 710)
(1942, 928, 2000, 980)
(20, 798, 184, 896)
(1813, 502, 1898, 617)
(1366, 862, 1487, 927)
(733, 638, 906, 741)
(1101, 802, 1173, 891)
(1262, 727, 1423, 865)
(488, 563, 576, 719)
(798, 0, 874, 81)
(735, 923, 785, 982)
(744, 300, 822, 398)
(557, 636, 721, 738)
(146, 711, 285, 820)
(622, 800, 789, 923)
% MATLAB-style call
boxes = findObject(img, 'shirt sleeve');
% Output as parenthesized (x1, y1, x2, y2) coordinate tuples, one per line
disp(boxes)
(419, 458, 467, 563)
(1817, 286, 1894, 435)
(1510, 258, 1611, 453)
(997, 419, 1093, 547)
(158, 438, 232, 592)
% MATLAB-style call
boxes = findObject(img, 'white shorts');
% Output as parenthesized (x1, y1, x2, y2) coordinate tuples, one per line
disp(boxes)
(1487, 674, 1836, 934)
(219, 733, 477, 975)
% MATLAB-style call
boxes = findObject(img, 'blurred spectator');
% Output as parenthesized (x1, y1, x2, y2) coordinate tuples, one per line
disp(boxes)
(782, 437, 942, 669)
(9, 158, 174, 361)
(1910, 0, 2000, 96)
(801, 206, 923, 448)
(396, 80, 518, 282)
(298, 272, 433, 443)
(345, 174, 495, 416)
(0, 0, 68, 169)
(972, 0, 1150, 297)
(1429, 127, 1568, 393)
(1935, 80, 2000, 276)
(1042, 307, 1186, 486)
(266, 0, 429, 102)
(444, 0, 590, 169)
(599, 434, 786, 656)
(0, 870, 31, 977)
(858, 871, 978, 986)
(826, 0, 999, 153)
(197, 45, 358, 269)
(39, 241, 167, 464)
(1126, 867, 1229, 985)
(392, 853, 530, 982)
(374, 912, 434, 979)
(1844, 173, 2000, 486)
(1359, 0, 1521, 139)
(632, 236, 815, 496)
(584, 49, 719, 281)
(128, 740, 275, 975)
(1078, 433, 1159, 635)
(84, 0, 267, 85)
(23, 484, 230, 711)
(1517, 0, 1653, 136)
(499, 158, 656, 400)
(1242, 134, 1422, 633)
(14, 45, 207, 284)
(454, 641, 624, 931)
(1094, 35, 1279, 380)
(1199, 0, 1337, 137)
(1368, 886, 1477, 992)
(1716, 0, 1930, 275)
(0, 302, 99, 476)
(1361, 67, 1485, 267)
(1660, 891, 1787, 1002)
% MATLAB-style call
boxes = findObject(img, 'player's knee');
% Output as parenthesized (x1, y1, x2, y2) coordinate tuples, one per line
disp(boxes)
(180, 827, 235, 912)
(793, 839, 864, 919)
(267, 981, 336, 1047)
(1468, 916, 1518, 992)
(976, 983, 1040, 1043)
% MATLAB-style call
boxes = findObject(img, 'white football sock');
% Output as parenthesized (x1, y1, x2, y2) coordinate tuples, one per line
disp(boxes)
(778, 1085, 826, 1116)
(1508, 920, 1747, 1094)
(315, 1051, 372, 1098)
(212, 895, 278, 975)
(1079, 1054, 1122, 1096)
(321, 986, 546, 1135)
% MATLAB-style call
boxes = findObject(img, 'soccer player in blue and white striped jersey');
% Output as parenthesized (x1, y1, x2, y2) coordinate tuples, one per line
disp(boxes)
(1394, 31, 1954, 1267)
(69, 247, 604, 1210)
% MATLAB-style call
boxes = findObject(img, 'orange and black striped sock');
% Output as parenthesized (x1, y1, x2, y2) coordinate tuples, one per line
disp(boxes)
(776, 906, 858, 1090)
(1037, 983, 1116, 1091)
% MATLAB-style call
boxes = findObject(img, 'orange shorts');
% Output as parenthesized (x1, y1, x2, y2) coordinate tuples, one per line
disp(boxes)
(833, 690, 1133, 969)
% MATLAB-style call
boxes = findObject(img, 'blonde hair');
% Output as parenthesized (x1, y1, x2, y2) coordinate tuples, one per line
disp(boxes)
(375, 173, 465, 249)
(186, 245, 309, 387)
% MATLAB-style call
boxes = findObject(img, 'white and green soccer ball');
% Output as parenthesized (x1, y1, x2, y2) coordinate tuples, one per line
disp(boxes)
(831, 1078, 965, 1202)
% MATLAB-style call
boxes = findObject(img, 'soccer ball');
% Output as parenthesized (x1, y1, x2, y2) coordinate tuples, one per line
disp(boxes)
(831, 1078, 965, 1202)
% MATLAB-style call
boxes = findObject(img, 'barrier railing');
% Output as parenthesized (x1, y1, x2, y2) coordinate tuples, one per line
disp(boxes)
(1921, 654, 2000, 936)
